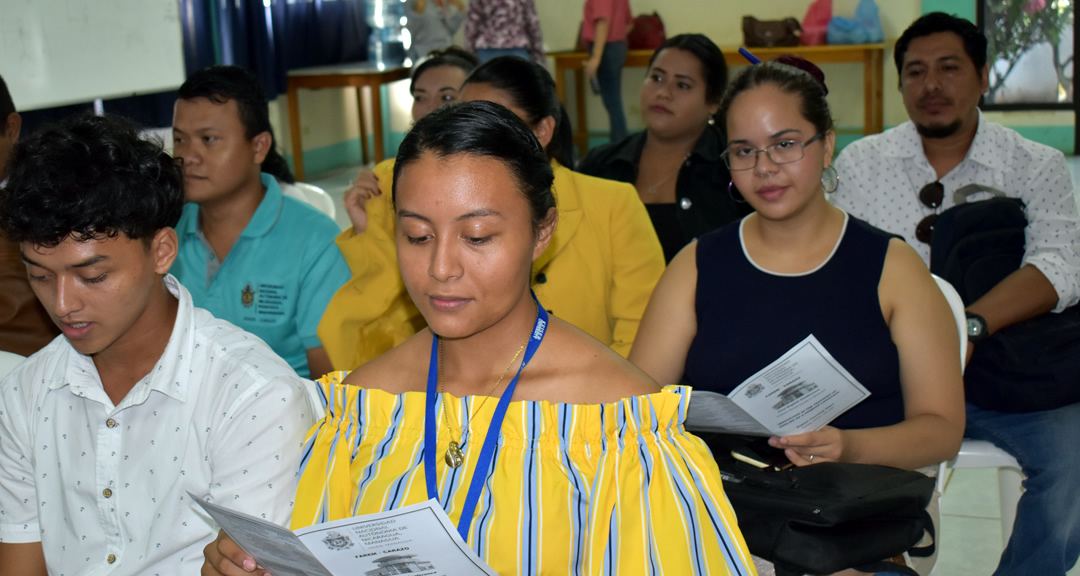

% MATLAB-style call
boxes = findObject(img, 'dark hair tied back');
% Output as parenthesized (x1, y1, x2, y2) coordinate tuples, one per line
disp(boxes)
(648, 34, 729, 107)
(719, 60, 835, 136)
(0, 112, 184, 247)
(410, 46, 480, 94)
(776, 56, 828, 95)
(392, 101, 556, 235)
(462, 56, 575, 168)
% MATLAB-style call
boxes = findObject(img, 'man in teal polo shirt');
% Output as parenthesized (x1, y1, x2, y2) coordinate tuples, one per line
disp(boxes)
(170, 66, 349, 378)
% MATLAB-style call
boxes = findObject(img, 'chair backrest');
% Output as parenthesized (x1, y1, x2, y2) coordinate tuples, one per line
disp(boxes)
(0, 350, 27, 381)
(931, 273, 967, 374)
(931, 274, 969, 495)
(281, 181, 337, 221)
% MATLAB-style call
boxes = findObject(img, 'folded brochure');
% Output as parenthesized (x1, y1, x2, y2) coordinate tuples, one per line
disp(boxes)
(192, 493, 498, 576)
(686, 334, 870, 436)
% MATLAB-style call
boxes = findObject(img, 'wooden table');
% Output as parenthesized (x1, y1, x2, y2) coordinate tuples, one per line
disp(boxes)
(548, 44, 885, 156)
(286, 63, 410, 181)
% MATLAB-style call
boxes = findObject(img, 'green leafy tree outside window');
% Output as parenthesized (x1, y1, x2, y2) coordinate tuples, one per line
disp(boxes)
(984, 0, 1073, 103)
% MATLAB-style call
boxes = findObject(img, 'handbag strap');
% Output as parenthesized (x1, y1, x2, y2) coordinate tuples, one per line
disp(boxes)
(777, 510, 936, 576)
(850, 509, 936, 576)
(905, 509, 937, 558)
(953, 183, 1007, 204)
(848, 562, 920, 576)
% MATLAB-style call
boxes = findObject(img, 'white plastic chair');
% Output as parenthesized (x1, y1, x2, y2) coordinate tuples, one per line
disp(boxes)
(280, 181, 337, 221)
(0, 350, 27, 381)
(931, 274, 1023, 548)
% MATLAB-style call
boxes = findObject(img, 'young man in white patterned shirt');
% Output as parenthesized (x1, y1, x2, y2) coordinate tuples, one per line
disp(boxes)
(831, 13, 1080, 576)
(0, 113, 319, 575)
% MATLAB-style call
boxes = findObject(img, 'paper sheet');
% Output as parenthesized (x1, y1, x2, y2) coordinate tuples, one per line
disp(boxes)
(686, 334, 870, 436)
(194, 495, 498, 576)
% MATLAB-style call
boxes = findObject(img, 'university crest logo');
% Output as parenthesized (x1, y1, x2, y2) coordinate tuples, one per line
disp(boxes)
(322, 530, 353, 550)
(241, 283, 255, 308)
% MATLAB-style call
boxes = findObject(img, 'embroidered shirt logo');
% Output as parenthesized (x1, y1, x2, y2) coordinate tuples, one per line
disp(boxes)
(322, 531, 353, 550)
(241, 283, 255, 308)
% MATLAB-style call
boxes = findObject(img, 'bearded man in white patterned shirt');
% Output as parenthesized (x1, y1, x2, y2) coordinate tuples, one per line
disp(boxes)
(0, 112, 319, 575)
(831, 13, 1080, 576)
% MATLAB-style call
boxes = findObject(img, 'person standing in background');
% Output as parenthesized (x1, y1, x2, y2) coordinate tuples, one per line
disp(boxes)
(0, 74, 60, 356)
(582, 0, 632, 143)
(465, 0, 545, 64)
(405, 0, 466, 61)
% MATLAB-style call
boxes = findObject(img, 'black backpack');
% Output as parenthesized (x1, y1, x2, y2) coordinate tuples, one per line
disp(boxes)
(930, 193, 1080, 412)
(699, 433, 934, 576)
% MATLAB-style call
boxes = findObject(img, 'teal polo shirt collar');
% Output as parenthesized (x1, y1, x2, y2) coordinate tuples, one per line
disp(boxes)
(243, 173, 284, 238)
(178, 173, 284, 241)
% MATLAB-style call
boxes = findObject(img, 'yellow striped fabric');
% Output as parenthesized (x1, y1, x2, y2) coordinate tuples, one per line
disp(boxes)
(294, 373, 757, 576)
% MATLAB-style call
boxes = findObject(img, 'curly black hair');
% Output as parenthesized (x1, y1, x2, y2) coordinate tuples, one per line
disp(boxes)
(177, 65, 295, 184)
(0, 112, 184, 247)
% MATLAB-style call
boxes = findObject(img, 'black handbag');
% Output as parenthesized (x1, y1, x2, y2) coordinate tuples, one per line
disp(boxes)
(930, 193, 1080, 412)
(699, 433, 935, 576)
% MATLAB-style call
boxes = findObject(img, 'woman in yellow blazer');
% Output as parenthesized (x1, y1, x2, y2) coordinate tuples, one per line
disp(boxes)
(318, 56, 665, 370)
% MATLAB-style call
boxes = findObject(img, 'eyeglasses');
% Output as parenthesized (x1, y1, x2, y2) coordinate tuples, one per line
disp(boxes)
(915, 181, 944, 243)
(721, 133, 824, 171)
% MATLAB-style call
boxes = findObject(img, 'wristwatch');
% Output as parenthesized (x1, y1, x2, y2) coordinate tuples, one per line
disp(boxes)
(966, 312, 989, 344)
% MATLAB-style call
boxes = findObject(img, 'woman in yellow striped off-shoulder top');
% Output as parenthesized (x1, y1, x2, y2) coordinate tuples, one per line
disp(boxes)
(202, 101, 755, 576)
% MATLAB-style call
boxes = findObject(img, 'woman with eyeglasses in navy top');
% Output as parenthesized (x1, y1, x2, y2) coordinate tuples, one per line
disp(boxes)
(631, 59, 965, 476)
(629, 56, 966, 576)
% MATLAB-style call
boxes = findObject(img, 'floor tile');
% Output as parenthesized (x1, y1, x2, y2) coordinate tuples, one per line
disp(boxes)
(936, 515, 1004, 576)
(939, 468, 1002, 520)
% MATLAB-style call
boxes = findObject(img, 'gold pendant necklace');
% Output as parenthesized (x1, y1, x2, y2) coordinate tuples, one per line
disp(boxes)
(445, 440, 465, 468)
(438, 335, 529, 468)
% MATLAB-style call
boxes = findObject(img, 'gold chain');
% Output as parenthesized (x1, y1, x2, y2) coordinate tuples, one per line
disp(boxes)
(437, 334, 528, 466)
(642, 153, 690, 195)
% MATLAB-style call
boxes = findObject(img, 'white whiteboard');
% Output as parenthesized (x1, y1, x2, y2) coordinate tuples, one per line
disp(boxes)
(1, 0, 186, 111)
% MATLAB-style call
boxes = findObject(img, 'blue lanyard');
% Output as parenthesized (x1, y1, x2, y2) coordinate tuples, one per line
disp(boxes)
(424, 294, 548, 540)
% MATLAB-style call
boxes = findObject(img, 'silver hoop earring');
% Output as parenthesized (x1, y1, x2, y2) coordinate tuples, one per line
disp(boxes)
(728, 181, 746, 204)
(821, 165, 840, 194)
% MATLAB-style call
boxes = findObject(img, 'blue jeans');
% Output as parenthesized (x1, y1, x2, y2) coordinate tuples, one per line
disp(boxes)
(476, 47, 531, 62)
(965, 401, 1080, 575)
(589, 40, 628, 143)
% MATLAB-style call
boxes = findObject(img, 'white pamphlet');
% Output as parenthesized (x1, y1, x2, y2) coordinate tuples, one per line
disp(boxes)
(686, 334, 870, 436)
(192, 494, 499, 576)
